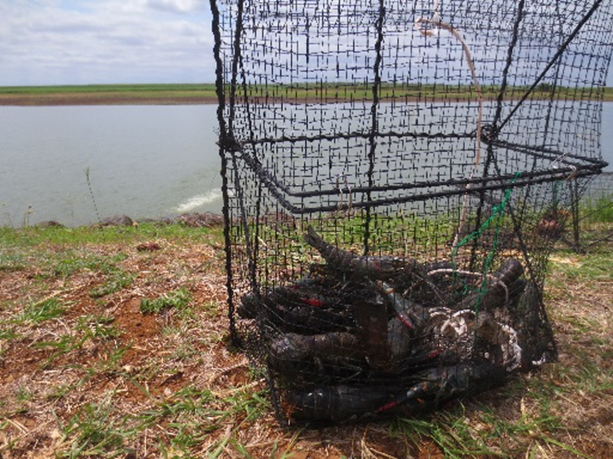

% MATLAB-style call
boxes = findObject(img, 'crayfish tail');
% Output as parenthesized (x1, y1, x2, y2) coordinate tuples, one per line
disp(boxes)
(303, 225, 324, 250)
(303, 225, 358, 269)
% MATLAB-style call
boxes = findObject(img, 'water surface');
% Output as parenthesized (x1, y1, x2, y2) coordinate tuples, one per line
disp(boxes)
(1, 103, 611, 227)
(1, 105, 221, 227)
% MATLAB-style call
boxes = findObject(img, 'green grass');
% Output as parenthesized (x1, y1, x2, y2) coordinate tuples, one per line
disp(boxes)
(386, 370, 596, 459)
(0, 83, 218, 106)
(1, 83, 611, 102)
(34, 334, 87, 365)
(140, 288, 192, 314)
(0, 223, 611, 457)
(580, 195, 613, 223)
(15, 298, 67, 324)
(0, 84, 215, 94)
(135, 385, 270, 457)
(0, 83, 217, 100)
(226, 82, 613, 102)
(51, 251, 128, 278)
(0, 221, 219, 247)
(75, 314, 121, 341)
(255, 210, 458, 270)
(57, 392, 139, 458)
(89, 271, 135, 298)
(549, 252, 612, 282)
(0, 252, 26, 272)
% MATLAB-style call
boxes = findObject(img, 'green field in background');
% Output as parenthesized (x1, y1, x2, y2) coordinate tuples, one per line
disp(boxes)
(0, 83, 611, 102)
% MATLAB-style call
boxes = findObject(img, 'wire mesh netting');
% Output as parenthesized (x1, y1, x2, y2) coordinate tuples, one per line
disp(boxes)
(210, 0, 613, 424)
(567, 171, 613, 250)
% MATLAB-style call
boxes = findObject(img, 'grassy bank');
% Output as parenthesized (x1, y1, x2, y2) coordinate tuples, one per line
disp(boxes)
(1, 83, 612, 105)
(0, 222, 612, 457)
(0, 84, 218, 105)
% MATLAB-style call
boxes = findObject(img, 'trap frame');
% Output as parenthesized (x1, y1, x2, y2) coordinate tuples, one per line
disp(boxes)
(211, 0, 613, 424)
(567, 171, 613, 250)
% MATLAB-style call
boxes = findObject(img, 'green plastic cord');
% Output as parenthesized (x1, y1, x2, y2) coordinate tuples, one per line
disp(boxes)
(451, 172, 522, 308)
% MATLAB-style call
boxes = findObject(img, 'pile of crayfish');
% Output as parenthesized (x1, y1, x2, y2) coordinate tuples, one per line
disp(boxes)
(238, 226, 554, 423)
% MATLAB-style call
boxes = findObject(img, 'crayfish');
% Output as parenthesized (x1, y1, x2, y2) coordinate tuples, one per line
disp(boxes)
(239, 226, 554, 423)
(287, 362, 507, 422)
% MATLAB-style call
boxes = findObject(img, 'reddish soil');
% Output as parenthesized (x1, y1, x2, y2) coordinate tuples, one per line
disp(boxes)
(0, 229, 611, 458)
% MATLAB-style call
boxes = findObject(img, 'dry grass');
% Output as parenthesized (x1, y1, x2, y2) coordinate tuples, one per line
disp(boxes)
(0, 223, 611, 458)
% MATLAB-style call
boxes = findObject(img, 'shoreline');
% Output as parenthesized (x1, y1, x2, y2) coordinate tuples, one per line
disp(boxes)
(16, 211, 226, 230)
(0, 95, 220, 106)
(2, 83, 611, 106)
(2, 93, 612, 106)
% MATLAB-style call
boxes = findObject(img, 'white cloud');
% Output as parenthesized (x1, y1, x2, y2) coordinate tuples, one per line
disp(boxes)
(143, 0, 206, 14)
(0, 0, 214, 85)
(0, 0, 611, 87)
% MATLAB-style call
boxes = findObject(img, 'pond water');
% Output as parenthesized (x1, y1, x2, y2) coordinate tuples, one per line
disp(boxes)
(1, 103, 611, 227)
(1, 105, 222, 227)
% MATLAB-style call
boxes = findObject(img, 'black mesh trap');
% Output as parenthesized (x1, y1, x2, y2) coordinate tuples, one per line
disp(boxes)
(210, 0, 613, 424)
(568, 171, 613, 250)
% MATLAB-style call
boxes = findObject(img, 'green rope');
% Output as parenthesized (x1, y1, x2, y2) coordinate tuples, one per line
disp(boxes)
(451, 172, 522, 307)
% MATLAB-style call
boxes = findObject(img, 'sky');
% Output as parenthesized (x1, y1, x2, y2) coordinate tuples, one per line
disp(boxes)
(0, 0, 214, 86)
(0, 0, 612, 87)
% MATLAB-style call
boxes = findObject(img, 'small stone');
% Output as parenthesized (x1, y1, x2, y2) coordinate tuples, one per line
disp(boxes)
(35, 220, 64, 228)
(177, 212, 224, 228)
(136, 242, 161, 251)
(100, 215, 134, 227)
